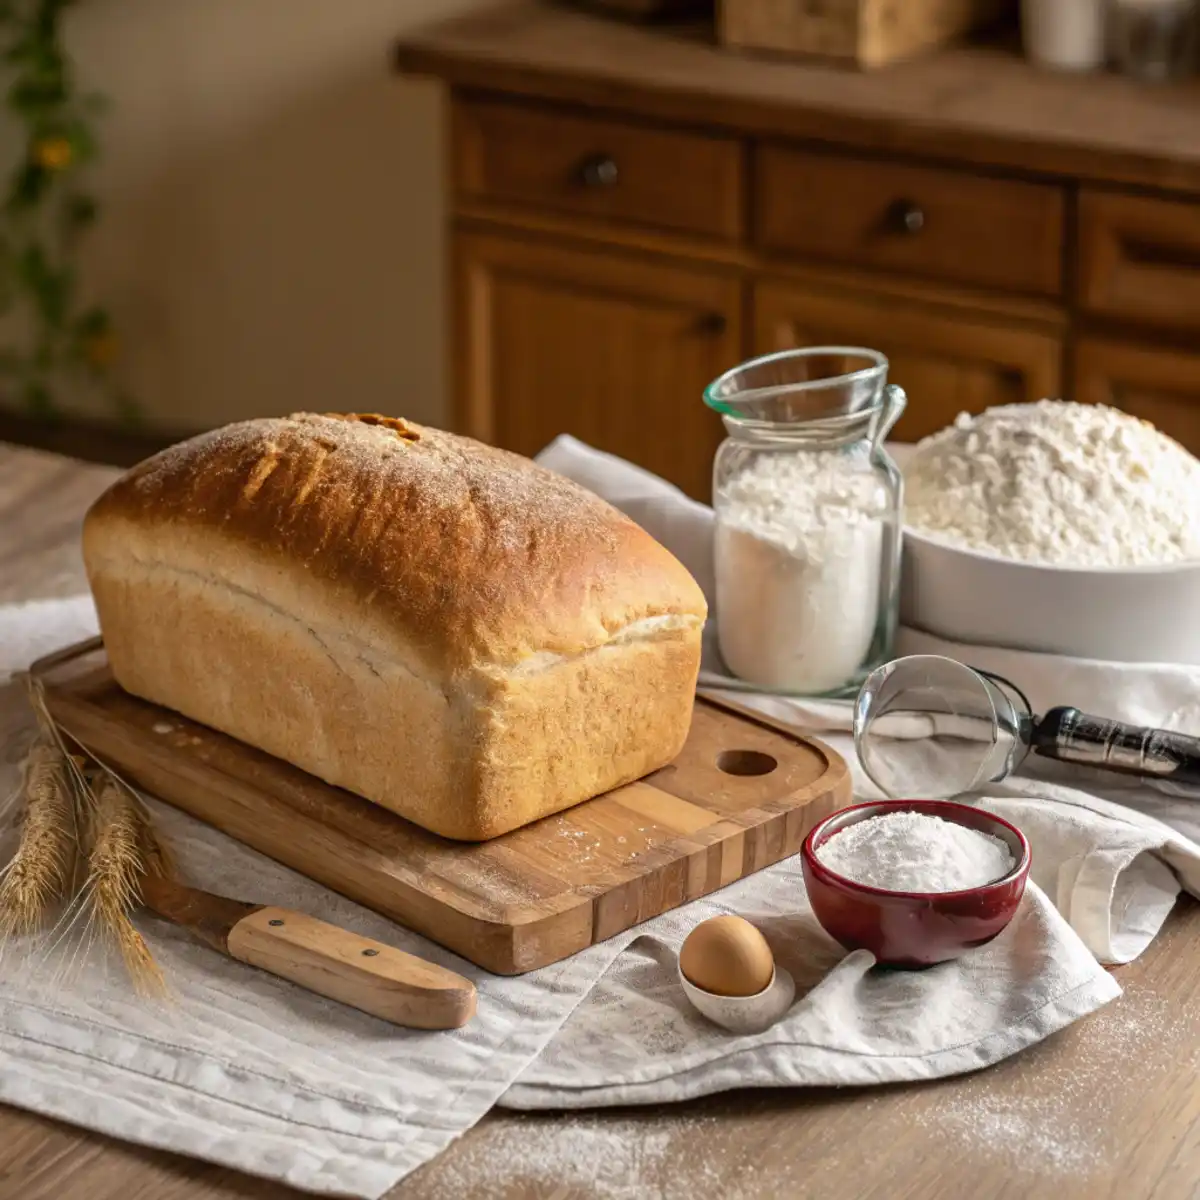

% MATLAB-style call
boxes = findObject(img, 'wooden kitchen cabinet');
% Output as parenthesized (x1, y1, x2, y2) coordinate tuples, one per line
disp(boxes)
(1078, 188, 1200, 335)
(756, 145, 1066, 299)
(455, 230, 741, 499)
(754, 279, 1063, 442)
(398, 1, 1200, 486)
(1075, 337, 1200, 452)
(454, 96, 745, 243)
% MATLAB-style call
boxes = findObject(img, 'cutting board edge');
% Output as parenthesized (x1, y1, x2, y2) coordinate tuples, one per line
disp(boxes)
(42, 685, 849, 917)
(492, 767, 853, 974)
(31, 637, 855, 976)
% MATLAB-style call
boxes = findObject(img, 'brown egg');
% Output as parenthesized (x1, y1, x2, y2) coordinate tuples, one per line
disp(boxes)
(678, 915, 775, 997)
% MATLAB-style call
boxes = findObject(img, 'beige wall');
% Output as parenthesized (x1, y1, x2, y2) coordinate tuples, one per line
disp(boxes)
(51, 0, 477, 433)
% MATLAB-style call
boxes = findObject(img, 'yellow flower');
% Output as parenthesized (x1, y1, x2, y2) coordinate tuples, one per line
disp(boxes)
(34, 137, 73, 171)
(84, 333, 117, 368)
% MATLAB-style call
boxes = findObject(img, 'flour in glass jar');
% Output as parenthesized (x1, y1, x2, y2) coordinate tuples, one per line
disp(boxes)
(816, 811, 1016, 892)
(715, 451, 890, 693)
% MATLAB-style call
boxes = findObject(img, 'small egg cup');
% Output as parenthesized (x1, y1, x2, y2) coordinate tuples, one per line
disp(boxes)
(678, 962, 796, 1035)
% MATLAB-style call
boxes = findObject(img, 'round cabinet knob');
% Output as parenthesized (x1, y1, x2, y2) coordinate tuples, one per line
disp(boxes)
(579, 155, 619, 188)
(891, 199, 926, 234)
(696, 312, 727, 336)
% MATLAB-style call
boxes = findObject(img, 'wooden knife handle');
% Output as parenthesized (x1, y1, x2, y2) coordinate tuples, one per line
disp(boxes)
(226, 906, 476, 1030)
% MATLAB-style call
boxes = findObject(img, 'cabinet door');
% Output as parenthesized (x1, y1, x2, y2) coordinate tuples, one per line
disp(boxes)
(1076, 338, 1200, 455)
(754, 279, 1063, 443)
(455, 231, 742, 500)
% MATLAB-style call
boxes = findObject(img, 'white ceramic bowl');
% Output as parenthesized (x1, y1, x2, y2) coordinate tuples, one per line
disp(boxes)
(900, 529, 1200, 665)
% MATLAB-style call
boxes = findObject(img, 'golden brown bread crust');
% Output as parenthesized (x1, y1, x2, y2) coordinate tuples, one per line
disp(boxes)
(82, 415, 707, 839)
(85, 413, 706, 676)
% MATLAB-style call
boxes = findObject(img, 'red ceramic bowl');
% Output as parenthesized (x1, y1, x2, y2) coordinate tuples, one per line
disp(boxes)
(800, 799, 1031, 968)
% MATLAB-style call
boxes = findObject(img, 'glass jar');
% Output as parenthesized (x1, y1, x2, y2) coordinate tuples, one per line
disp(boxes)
(703, 347, 906, 698)
(1110, 0, 1198, 83)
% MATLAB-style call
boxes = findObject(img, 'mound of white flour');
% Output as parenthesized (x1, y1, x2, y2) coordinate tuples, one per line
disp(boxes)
(905, 401, 1200, 568)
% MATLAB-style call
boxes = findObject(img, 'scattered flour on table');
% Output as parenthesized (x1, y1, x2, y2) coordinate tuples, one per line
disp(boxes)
(913, 983, 1189, 1179)
(905, 400, 1200, 567)
(715, 450, 890, 693)
(419, 1112, 803, 1200)
(816, 811, 1015, 892)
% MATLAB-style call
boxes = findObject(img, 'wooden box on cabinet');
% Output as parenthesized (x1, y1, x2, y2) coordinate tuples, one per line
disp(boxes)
(718, 0, 1010, 68)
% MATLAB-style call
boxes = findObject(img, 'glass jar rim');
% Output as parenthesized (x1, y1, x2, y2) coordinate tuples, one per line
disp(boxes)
(704, 346, 889, 422)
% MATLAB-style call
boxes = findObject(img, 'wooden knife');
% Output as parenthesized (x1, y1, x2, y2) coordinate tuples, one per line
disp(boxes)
(140, 874, 477, 1030)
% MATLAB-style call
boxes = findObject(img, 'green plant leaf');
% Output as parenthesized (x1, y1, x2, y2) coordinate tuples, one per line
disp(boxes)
(33, 2, 69, 42)
(5, 39, 38, 66)
(15, 241, 47, 287)
(65, 117, 95, 162)
(21, 378, 55, 417)
(8, 74, 66, 115)
(73, 304, 109, 338)
(16, 242, 73, 327)
(64, 192, 97, 228)
(7, 161, 48, 210)
(0, 1, 129, 424)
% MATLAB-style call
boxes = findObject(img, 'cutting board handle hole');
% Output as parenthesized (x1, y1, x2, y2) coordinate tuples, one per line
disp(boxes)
(716, 749, 778, 777)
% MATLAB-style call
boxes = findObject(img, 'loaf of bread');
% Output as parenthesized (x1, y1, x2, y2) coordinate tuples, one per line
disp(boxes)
(82, 414, 707, 839)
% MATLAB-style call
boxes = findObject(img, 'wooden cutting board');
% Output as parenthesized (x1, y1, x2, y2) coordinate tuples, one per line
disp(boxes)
(32, 638, 851, 975)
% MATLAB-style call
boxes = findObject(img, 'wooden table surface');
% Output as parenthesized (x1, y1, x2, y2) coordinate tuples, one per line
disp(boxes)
(3, 441, 1200, 1200)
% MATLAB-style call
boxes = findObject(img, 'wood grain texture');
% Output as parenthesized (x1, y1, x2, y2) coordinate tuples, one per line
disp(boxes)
(1079, 187, 1200, 334)
(719, 0, 1008, 69)
(7, 445, 1200, 1198)
(454, 227, 740, 499)
(139, 873, 260, 955)
(33, 640, 850, 975)
(757, 144, 1065, 298)
(454, 94, 745, 241)
(137, 874, 476, 1029)
(456, 201, 1068, 323)
(1074, 336, 1200, 453)
(395, 1, 1200, 194)
(753, 274, 1063, 442)
(0, 444, 117, 604)
(416, 1, 1200, 495)
(226, 906, 477, 1029)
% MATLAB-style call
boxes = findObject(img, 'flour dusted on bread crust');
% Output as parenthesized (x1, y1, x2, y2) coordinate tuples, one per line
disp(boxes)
(83, 414, 707, 839)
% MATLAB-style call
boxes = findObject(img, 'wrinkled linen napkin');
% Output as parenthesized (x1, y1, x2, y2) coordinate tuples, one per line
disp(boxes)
(0, 441, 1198, 1197)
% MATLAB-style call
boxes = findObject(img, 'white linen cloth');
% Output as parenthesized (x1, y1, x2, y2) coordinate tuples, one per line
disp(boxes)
(0, 438, 1196, 1196)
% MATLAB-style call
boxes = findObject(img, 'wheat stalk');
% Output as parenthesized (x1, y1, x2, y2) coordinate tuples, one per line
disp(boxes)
(85, 776, 165, 995)
(3, 671, 175, 992)
(0, 736, 75, 939)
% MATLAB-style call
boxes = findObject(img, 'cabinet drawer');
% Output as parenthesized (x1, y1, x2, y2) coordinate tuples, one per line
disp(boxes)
(756, 147, 1065, 298)
(1079, 189, 1200, 333)
(1075, 337, 1200, 456)
(453, 97, 744, 241)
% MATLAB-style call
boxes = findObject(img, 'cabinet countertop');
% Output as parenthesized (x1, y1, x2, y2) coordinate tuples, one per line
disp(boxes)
(395, 0, 1200, 195)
